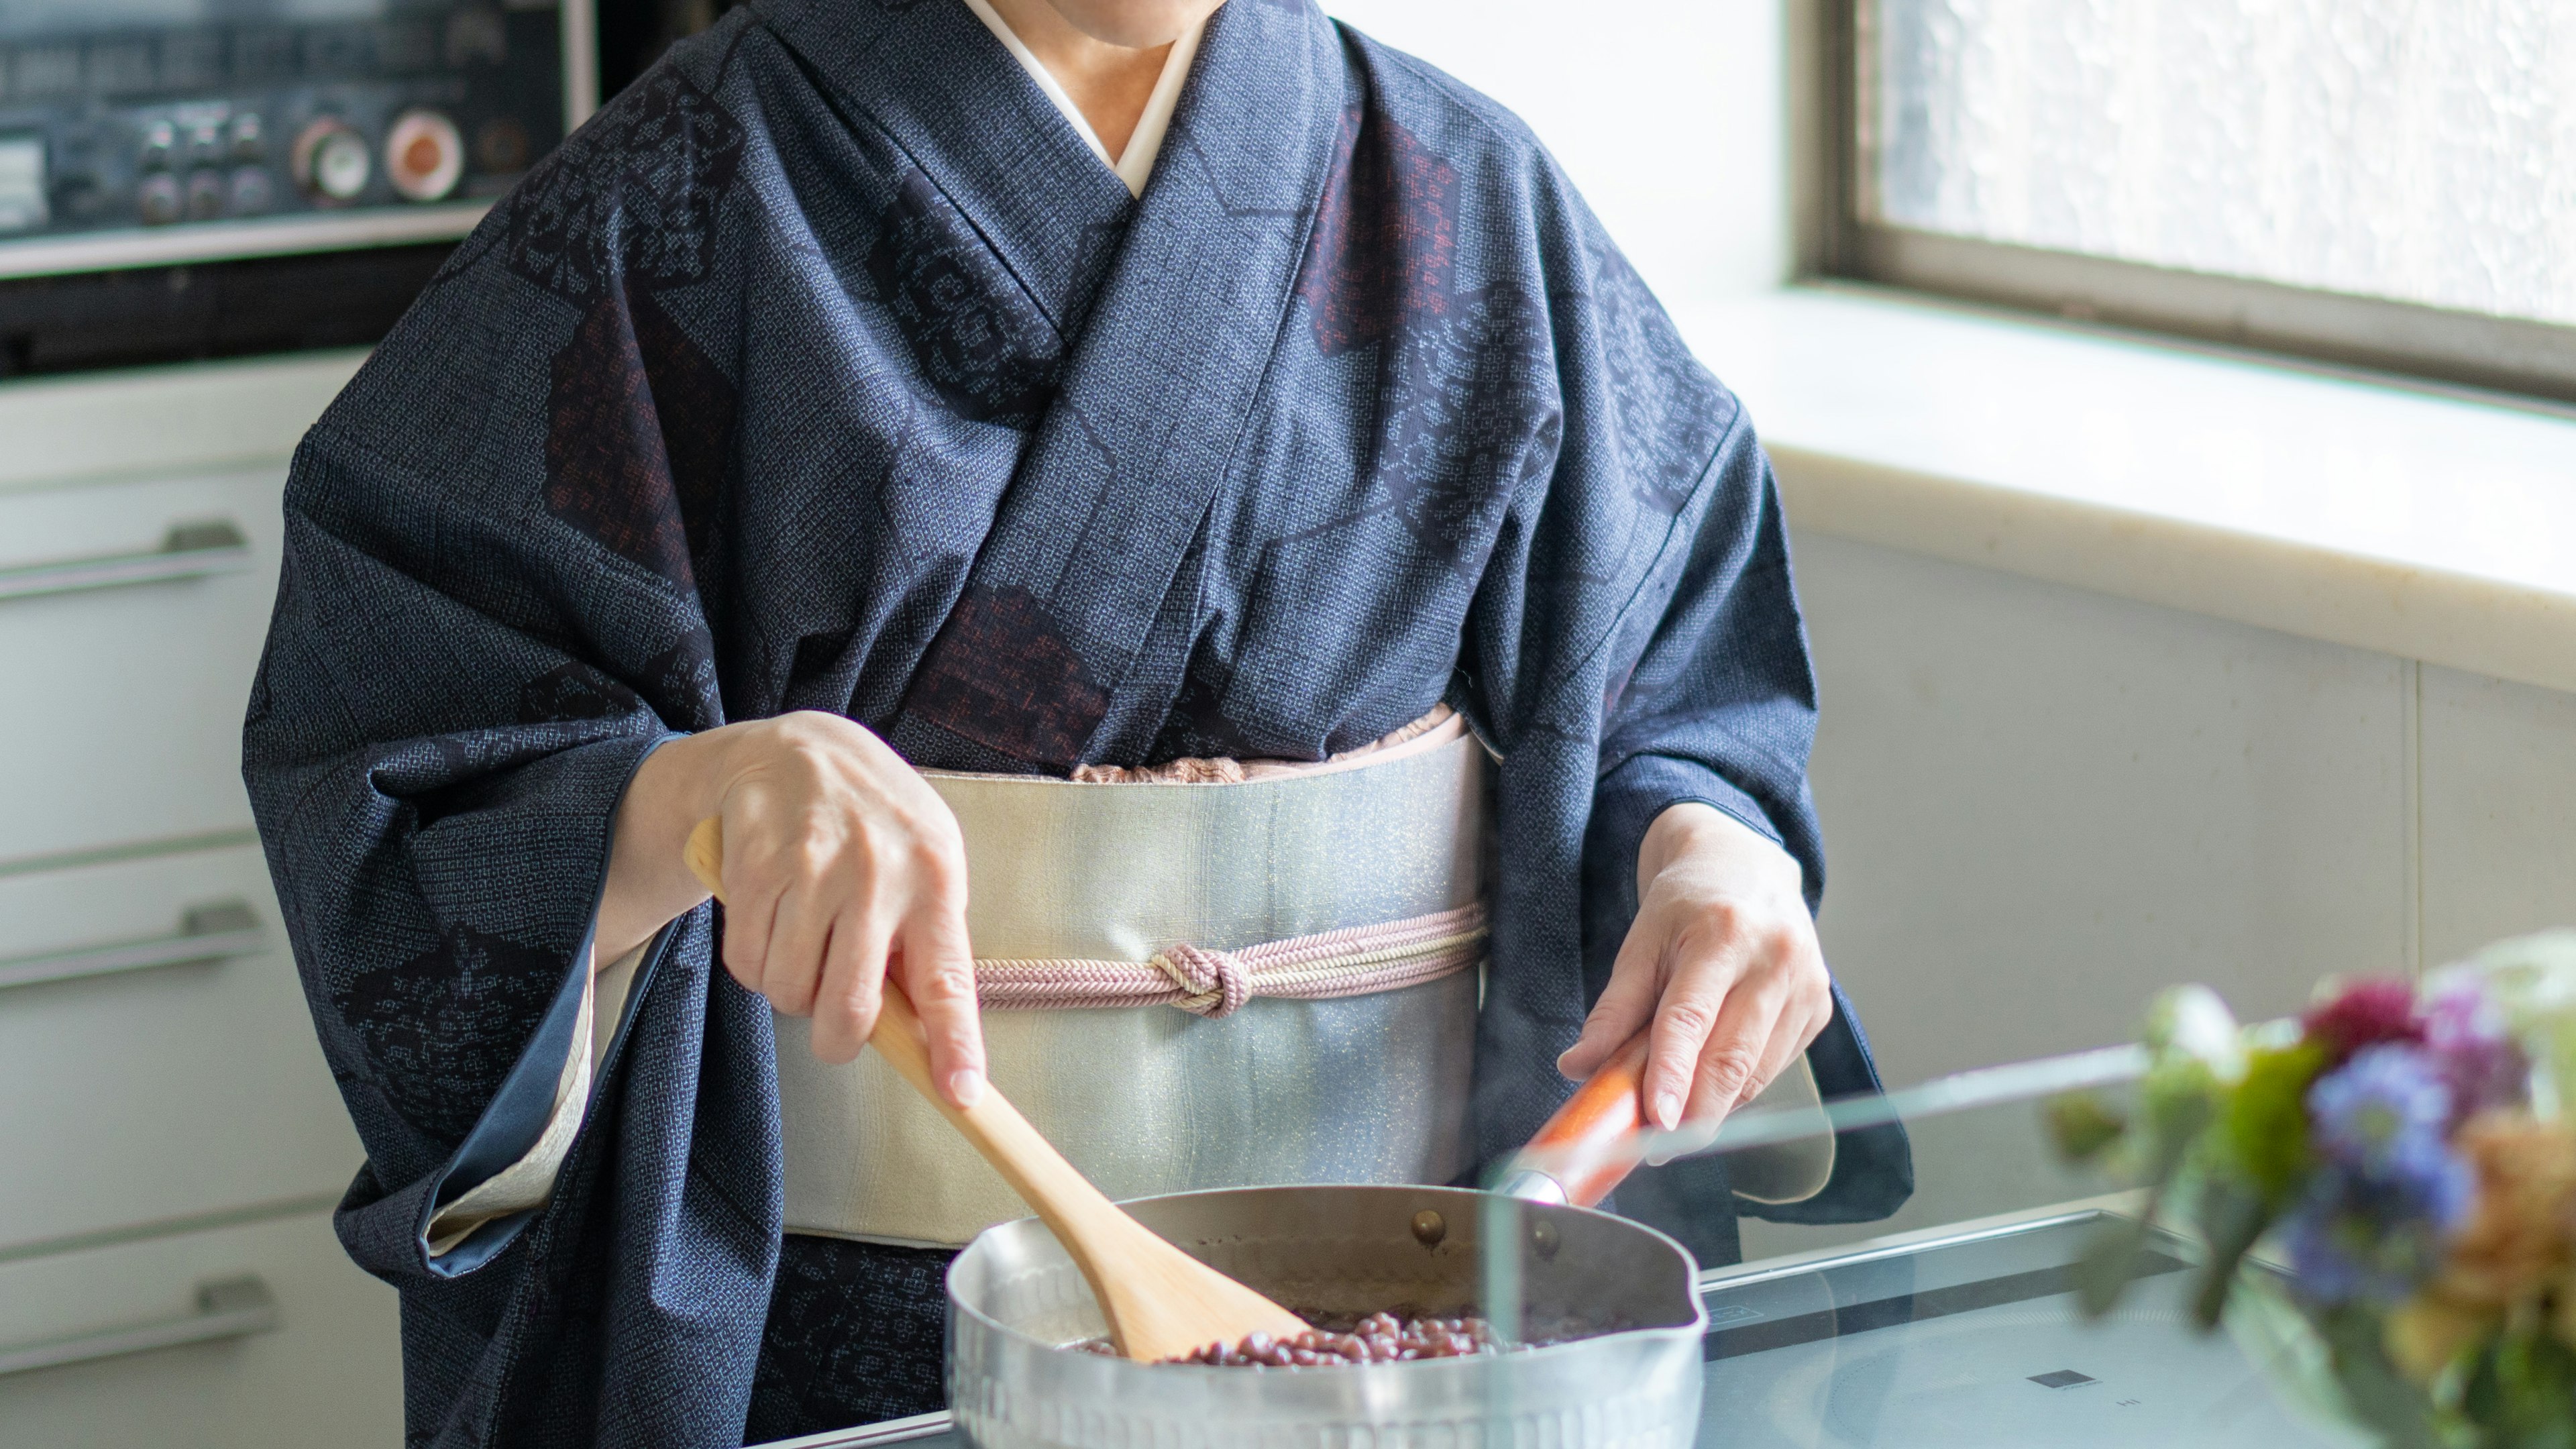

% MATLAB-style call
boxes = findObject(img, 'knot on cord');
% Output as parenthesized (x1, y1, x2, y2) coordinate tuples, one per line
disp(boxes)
(1150, 941, 1252, 1019)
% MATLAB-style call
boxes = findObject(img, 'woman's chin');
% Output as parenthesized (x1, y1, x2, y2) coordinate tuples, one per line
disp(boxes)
(1049, 0, 1224, 50)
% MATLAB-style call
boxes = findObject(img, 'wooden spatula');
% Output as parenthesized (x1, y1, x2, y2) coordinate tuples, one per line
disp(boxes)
(683, 817, 1309, 1363)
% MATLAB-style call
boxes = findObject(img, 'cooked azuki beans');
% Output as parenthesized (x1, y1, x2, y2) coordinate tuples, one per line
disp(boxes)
(1175, 1312, 1499, 1366)
(1076, 1310, 1602, 1366)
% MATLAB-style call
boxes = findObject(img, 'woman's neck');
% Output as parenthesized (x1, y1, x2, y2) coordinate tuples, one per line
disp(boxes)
(983, 0, 1173, 161)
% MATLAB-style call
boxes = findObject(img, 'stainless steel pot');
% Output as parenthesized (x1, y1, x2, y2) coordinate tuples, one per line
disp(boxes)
(944, 1181, 1707, 1449)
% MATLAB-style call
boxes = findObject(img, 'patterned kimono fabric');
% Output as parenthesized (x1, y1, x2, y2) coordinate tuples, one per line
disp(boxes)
(243, 1, 1911, 1444)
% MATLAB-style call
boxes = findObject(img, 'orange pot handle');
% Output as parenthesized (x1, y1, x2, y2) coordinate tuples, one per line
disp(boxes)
(1519, 1028, 1654, 1208)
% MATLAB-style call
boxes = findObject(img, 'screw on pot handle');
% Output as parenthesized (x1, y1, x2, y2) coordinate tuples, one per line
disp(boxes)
(1506, 1028, 1655, 1208)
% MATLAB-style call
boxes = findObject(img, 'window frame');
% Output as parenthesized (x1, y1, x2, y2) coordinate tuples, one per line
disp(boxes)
(1809, 0, 2576, 407)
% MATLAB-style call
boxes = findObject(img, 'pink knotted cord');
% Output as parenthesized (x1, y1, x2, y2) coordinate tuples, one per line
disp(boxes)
(973, 902, 1487, 1020)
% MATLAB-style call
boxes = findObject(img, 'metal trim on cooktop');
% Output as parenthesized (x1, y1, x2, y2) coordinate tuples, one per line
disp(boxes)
(755, 1409, 954, 1449)
(1696, 1204, 2121, 1294)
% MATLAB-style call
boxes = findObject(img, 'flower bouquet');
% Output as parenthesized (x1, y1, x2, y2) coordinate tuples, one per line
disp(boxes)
(2051, 932, 2576, 1449)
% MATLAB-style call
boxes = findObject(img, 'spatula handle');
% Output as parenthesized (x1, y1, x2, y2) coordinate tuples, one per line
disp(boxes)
(682, 818, 1120, 1234)
(1519, 1028, 1654, 1208)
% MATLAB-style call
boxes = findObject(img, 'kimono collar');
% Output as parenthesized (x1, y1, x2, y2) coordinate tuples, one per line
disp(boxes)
(884, 0, 1354, 769)
(746, 0, 1136, 334)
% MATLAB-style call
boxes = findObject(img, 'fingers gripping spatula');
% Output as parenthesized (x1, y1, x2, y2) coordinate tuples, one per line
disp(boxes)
(684, 818, 1309, 1363)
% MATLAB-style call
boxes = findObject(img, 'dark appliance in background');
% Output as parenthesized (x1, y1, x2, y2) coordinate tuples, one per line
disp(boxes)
(0, 0, 598, 378)
(598, 0, 737, 103)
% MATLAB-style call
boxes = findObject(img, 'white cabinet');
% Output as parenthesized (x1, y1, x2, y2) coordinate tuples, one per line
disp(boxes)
(0, 466, 290, 865)
(0, 1209, 402, 1449)
(0, 846, 360, 1248)
(0, 352, 399, 1444)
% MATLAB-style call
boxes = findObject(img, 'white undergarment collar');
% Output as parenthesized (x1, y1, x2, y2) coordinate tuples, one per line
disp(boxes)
(960, 0, 1206, 198)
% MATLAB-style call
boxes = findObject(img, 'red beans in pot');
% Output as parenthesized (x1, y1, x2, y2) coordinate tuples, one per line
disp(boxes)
(1077, 1309, 1609, 1366)
(1176, 1312, 1498, 1366)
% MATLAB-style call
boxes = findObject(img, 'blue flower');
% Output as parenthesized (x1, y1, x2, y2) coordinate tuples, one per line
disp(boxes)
(2288, 1046, 2475, 1307)
(2284, 1164, 2472, 1307)
(2308, 1044, 2454, 1178)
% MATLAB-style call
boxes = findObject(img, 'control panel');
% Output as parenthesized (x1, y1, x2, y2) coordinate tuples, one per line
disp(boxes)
(0, 1, 592, 278)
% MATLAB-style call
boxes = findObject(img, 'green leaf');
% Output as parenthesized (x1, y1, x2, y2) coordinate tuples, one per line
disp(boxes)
(2462, 1324, 2576, 1449)
(2046, 1090, 2129, 1163)
(2224, 1041, 2330, 1208)
(2074, 1212, 2153, 1318)
(2318, 1307, 2450, 1449)
(2073, 1086, 2215, 1320)
(2189, 1178, 2272, 1332)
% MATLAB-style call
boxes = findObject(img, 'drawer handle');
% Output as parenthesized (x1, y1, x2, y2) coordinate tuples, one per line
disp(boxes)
(0, 1275, 279, 1378)
(0, 519, 254, 603)
(0, 900, 264, 992)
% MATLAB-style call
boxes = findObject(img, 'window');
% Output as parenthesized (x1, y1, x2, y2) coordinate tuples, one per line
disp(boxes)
(1823, 1, 2576, 403)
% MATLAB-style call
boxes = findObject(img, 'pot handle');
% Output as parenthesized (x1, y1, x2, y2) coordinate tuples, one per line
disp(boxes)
(1500, 1029, 1654, 1208)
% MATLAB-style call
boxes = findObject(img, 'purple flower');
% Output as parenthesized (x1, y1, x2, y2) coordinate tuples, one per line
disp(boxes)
(2420, 981, 2526, 1122)
(2308, 1044, 2454, 1178)
(2284, 1166, 2471, 1306)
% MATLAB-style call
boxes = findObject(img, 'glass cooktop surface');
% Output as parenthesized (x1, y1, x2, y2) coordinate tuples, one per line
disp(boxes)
(761, 1212, 2361, 1449)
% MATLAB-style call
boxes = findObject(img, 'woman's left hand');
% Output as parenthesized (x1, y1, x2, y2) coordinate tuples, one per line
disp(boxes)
(1555, 802, 1833, 1130)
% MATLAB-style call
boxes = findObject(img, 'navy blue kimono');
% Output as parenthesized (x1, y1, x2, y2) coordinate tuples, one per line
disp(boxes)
(242, 1, 1909, 1443)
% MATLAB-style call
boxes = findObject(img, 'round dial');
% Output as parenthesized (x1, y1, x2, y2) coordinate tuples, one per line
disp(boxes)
(384, 109, 464, 203)
(184, 168, 225, 221)
(136, 172, 182, 226)
(228, 166, 274, 216)
(292, 118, 372, 204)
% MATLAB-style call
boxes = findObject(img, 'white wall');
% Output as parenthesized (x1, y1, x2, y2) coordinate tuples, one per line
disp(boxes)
(1795, 532, 2415, 1088)
(1321, 0, 1794, 307)
(1792, 535, 2576, 1091)
(1740, 531, 2576, 1258)
(2418, 667, 2576, 963)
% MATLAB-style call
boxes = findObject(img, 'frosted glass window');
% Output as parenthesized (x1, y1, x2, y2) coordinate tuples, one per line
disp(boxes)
(1861, 0, 2576, 329)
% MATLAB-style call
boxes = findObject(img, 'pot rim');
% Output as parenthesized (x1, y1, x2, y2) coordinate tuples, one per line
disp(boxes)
(944, 1181, 1711, 1367)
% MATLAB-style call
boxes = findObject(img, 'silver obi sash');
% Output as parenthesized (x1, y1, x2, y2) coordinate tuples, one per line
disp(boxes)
(775, 720, 1491, 1247)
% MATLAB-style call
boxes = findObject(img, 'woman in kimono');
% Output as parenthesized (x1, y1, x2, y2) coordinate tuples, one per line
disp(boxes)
(244, 0, 1909, 1443)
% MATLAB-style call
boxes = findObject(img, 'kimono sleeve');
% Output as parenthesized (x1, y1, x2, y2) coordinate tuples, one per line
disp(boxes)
(1582, 415, 1824, 918)
(1573, 411, 1913, 1228)
(1507, 197, 1911, 1229)
(243, 414, 712, 1281)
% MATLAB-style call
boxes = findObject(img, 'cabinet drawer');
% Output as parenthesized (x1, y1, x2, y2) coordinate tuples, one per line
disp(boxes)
(0, 846, 359, 1250)
(0, 1208, 402, 1449)
(0, 466, 286, 866)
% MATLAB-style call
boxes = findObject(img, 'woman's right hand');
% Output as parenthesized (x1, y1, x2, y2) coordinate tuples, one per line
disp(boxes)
(598, 710, 985, 1106)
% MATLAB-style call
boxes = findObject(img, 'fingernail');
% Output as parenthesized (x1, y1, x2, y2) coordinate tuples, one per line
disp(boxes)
(1556, 1048, 1580, 1079)
(1652, 1093, 1682, 1130)
(949, 1068, 985, 1108)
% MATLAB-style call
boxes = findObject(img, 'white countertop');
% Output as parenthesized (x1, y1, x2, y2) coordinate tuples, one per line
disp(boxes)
(1676, 287, 2576, 695)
